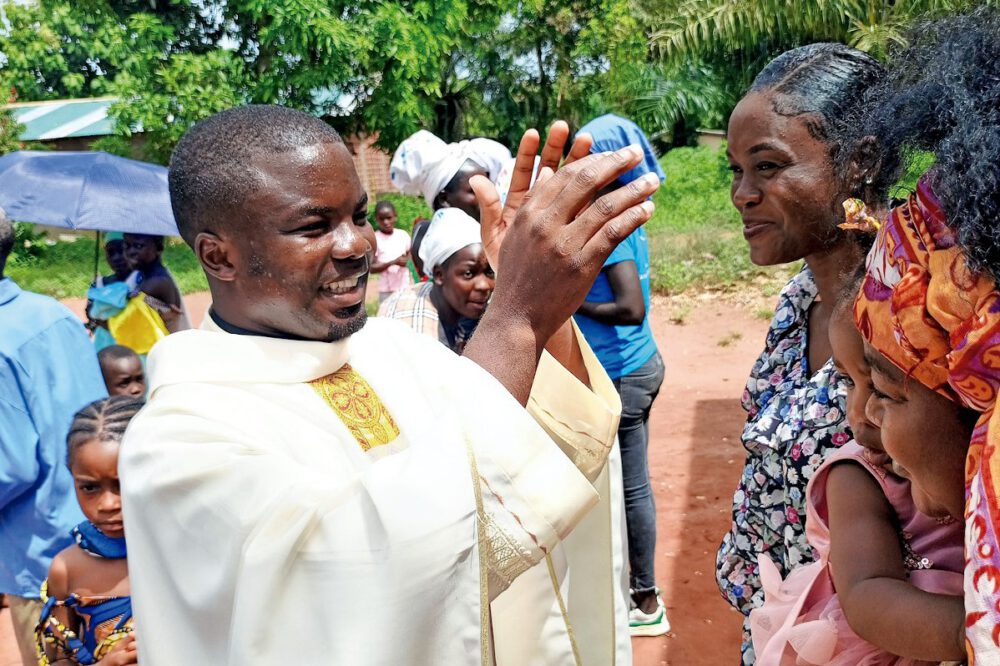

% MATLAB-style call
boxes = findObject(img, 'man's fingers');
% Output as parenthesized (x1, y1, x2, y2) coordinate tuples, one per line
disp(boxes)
(530, 144, 644, 214)
(470, 174, 503, 251)
(564, 132, 592, 165)
(470, 174, 501, 215)
(583, 199, 656, 262)
(539, 121, 570, 172)
(506, 128, 541, 203)
(574, 171, 660, 243)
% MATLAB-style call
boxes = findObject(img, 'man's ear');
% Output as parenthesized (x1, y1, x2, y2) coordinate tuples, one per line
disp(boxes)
(196, 231, 237, 282)
(847, 136, 883, 200)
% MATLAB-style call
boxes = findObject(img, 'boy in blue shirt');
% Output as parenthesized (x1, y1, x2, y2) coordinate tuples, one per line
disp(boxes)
(574, 114, 668, 637)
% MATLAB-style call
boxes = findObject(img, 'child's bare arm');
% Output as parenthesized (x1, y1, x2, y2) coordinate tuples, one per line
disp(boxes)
(826, 462, 965, 660)
(43, 553, 79, 663)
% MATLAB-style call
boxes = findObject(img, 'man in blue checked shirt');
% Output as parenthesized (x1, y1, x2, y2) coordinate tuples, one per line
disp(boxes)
(0, 210, 107, 664)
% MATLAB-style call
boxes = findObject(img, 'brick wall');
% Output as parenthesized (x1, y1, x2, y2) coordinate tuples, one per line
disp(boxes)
(345, 132, 394, 195)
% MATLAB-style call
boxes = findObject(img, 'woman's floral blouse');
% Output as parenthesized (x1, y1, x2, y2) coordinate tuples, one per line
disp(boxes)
(715, 268, 852, 664)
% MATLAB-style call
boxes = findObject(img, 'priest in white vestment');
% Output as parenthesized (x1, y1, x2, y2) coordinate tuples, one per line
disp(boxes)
(119, 106, 659, 665)
(390, 129, 633, 664)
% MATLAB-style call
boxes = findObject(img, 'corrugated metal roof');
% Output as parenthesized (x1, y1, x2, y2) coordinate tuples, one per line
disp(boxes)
(4, 97, 116, 140)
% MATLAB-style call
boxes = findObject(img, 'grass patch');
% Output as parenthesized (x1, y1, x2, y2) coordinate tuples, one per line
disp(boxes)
(7, 232, 207, 299)
(646, 145, 797, 295)
(717, 331, 743, 347)
(667, 302, 692, 325)
(370, 192, 432, 234)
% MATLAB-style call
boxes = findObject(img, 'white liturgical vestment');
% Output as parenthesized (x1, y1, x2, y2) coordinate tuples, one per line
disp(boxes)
(121, 315, 627, 665)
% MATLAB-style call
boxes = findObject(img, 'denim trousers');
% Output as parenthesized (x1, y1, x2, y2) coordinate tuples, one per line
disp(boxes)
(612, 350, 665, 595)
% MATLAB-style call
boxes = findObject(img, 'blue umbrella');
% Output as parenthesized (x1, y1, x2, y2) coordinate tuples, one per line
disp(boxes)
(0, 150, 178, 236)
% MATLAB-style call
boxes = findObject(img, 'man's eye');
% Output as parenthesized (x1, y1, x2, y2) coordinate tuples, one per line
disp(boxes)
(727, 165, 742, 175)
(296, 222, 330, 235)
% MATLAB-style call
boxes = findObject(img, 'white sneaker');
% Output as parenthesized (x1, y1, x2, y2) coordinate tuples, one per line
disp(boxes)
(629, 593, 671, 637)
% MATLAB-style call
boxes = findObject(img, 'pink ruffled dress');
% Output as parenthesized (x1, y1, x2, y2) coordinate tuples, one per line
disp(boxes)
(749, 441, 963, 665)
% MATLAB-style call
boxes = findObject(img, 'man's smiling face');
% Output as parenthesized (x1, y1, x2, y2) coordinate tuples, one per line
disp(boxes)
(224, 141, 376, 342)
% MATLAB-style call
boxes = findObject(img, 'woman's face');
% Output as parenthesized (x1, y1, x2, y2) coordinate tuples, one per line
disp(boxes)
(726, 91, 848, 266)
(864, 343, 973, 519)
(435, 244, 494, 320)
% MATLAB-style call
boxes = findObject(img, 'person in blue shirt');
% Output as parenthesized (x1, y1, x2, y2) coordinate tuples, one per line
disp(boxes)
(574, 114, 668, 637)
(0, 210, 107, 665)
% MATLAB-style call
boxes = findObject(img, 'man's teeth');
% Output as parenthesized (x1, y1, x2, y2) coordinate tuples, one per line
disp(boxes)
(323, 277, 361, 294)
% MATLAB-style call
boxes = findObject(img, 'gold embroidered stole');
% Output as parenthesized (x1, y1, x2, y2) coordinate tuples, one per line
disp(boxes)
(309, 364, 400, 452)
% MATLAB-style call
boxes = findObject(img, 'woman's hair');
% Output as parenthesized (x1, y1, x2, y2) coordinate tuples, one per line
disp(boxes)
(862, 8, 1000, 282)
(66, 396, 144, 467)
(750, 43, 887, 201)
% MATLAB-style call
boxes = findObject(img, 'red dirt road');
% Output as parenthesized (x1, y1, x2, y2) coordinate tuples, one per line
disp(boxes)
(2, 293, 767, 665)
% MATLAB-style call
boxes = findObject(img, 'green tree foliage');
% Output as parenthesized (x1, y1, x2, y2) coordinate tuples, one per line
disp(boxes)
(5, 0, 979, 168)
(0, 0, 662, 159)
(0, 106, 25, 155)
(645, 0, 997, 62)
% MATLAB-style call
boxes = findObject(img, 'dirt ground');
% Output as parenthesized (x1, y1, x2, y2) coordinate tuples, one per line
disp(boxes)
(1, 290, 770, 665)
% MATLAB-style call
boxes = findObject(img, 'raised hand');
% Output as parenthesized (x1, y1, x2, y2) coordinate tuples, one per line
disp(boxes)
(463, 143, 659, 404)
(471, 121, 593, 272)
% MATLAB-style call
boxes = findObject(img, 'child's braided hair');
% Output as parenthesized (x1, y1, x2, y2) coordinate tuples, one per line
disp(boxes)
(67, 396, 144, 468)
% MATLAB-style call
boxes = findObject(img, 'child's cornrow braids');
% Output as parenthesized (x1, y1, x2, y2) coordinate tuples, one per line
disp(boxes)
(66, 396, 144, 467)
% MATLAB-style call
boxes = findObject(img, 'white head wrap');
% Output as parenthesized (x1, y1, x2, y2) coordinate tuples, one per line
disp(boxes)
(390, 130, 512, 209)
(418, 208, 483, 277)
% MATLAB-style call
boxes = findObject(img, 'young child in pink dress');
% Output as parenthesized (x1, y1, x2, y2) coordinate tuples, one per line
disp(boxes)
(371, 200, 411, 302)
(749, 266, 966, 665)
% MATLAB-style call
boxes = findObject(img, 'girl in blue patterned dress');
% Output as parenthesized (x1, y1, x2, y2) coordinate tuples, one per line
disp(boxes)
(36, 397, 144, 666)
(715, 43, 890, 665)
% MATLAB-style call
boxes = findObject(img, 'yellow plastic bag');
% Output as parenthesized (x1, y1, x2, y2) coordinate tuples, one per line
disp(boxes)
(108, 295, 168, 355)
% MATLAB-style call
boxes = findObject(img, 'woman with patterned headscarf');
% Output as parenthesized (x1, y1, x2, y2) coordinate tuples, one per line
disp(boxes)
(853, 8, 1000, 664)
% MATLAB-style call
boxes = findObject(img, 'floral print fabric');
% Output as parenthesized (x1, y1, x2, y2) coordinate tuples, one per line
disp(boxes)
(715, 268, 852, 664)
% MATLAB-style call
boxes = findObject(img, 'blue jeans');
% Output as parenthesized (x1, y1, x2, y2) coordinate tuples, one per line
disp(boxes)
(612, 351, 665, 595)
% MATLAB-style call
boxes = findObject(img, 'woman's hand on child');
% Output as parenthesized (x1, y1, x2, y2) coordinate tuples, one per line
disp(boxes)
(97, 635, 139, 665)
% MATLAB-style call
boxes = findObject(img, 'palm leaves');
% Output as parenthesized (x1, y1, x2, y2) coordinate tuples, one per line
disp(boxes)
(645, 0, 997, 61)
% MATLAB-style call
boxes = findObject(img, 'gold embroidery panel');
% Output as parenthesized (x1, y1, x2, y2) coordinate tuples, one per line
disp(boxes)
(309, 364, 400, 452)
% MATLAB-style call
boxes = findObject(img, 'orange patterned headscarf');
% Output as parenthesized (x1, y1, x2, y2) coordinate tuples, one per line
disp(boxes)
(854, 176, 1000, 662)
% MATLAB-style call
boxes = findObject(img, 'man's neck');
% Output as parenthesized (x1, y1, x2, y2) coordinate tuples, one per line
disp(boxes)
(209, 307, 345, 342)
(209, 308, 288, 338)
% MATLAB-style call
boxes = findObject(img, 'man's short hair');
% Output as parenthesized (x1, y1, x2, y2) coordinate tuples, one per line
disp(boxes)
(168, 105, 345, 246)
(0, 208, 14, 275)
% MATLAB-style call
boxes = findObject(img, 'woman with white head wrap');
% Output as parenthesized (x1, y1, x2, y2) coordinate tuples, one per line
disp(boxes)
(390, 130, 511, 219)
(378, 208, 494, 354)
